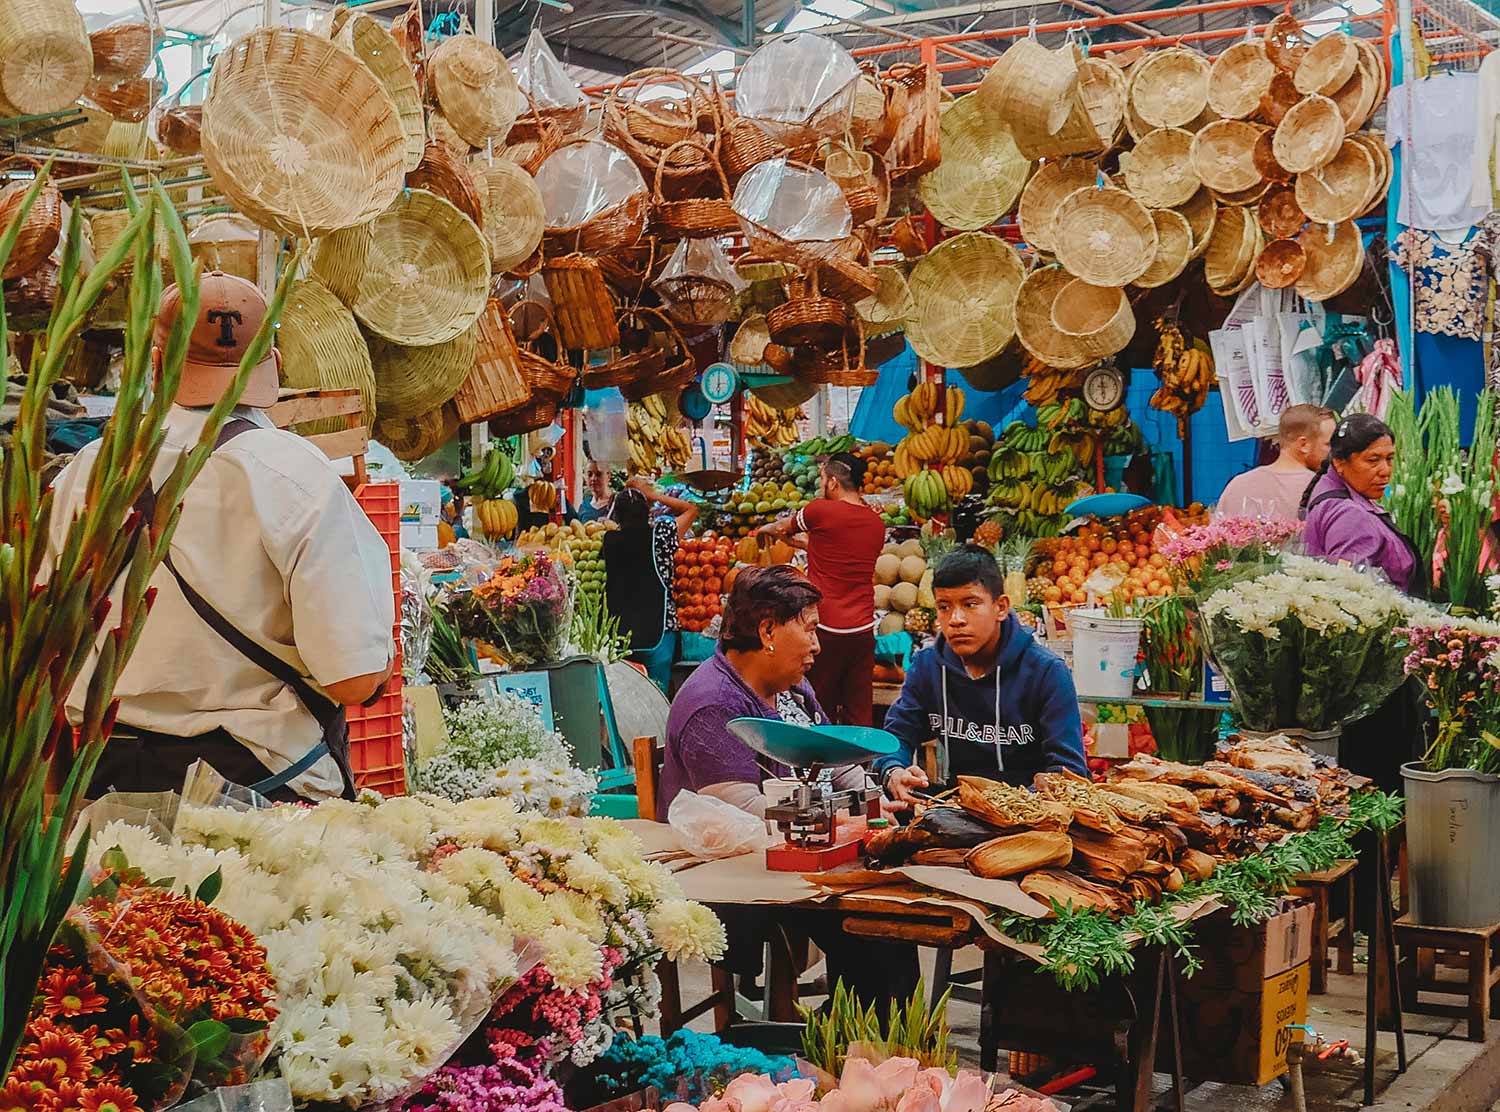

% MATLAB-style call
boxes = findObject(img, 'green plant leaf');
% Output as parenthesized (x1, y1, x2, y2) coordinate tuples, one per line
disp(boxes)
(186, 1019, 231, 1061)
(195, 867, 222, 905)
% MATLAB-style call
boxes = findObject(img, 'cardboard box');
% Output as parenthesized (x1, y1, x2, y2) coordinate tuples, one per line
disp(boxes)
(1174, 901, 1313, 1085)
(399, 479, 442, 526)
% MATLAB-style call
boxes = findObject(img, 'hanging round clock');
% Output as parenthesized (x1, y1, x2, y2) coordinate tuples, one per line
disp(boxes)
(1082, 364, 1126, 411)
(700, 361, 740, 405)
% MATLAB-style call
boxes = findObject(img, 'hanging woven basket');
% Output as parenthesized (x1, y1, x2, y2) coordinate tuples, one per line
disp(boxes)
(1294, 138, 1376, 224)
(542, 254, 622, 350)
(89, 22, 155, 84)
(429, 34, 521, 148)
(1294, 31, 1357, 96)
(1077, 58, 1127, 149)
(720, 106, 787, 183)
(0, 0, 91, 114)
(1296, 219, 1363, 301)
(1208, 41, 1274, 119)
(1128, 48, 1211, 130)
(337, 12, 424, 171)
(652, 139, 738, 238)
(906, 231, 1024, 368)
(277, 278, 377, 433)
(313, 222, 373, 308)
(1202, 203, 1257, 292)
(453, 299, 531, 423)
(86, 75, 162, 123)
(767, 271, 852, 348)
(1257, 184, 1306, 239)
(188, 214, 259, 284)
(1052, 186, 1157, 286)
(917, 91, 1031, 232)
(1253, 129, 1293, 183)
(1050, 279, 1135, 361)
(1018, 157, 1100, 255)
(511, 299, 579, 402)
(1272, 94, 1343, 174)
(1014, 265, 1091, 369)
(1255, 238, 1306, 289)
(1265, 13, 1310, 73)
(583, 306, 689, 392)
(604, 68, 719, 192)
(1189, 119, 1265, 194)
(1134, 208, 1193, 289)
(976, 39, 1079, 150)
(366, 325, 478, 421)
(469, 156, 546, 273)
(0, 156, 63, 281)
(406, 141, 486, 230)
(1174, 187, 1218, 258)
(1122, 128, 1200, 208)
(374, 404, 460, 462)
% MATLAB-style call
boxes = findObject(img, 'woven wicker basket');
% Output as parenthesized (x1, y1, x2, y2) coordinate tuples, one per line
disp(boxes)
(1352, 133, 1391, 216)
(906, 231, 1024, 367)
(1128, 48, 1211, 130)
(1257, 184, 1306, 238)
(891, 214, 928, 259)
(1294, 31, 1357, 96)
(543, 254, 621, 350)
(355, 188, 491, 346)
(857, 265, 914, 329)
(312, 222, 372, 308)
(1296, 219, 1363, 301)
(407, 141, 486, 230)
(721, 110, 787, 183)
(429, 34, 521, 149)
(1203, 203, 1256, 291)
(605, 69, 719, 195)
(543, 172, 650, 259)
(1265, 13, 1310, 74)
(1294, 138, 1375, 224)
(619, 333, 696, 402)
(1255, 238, 1306, 289)
(1017, 157, 1099, 255)
(917, 92, 1030, 232)
(89, 22, 155, 83)
(1253, 128, 1293, 182)
(1077, 58, 1127, 148)
(653, 140, 738, 238)
(468, 156, 546, 273)
(158, 105, 204, 156)
(0, 156, 62, 281)
(976, 39, 1079, 147)
(1331, 58, 1374, 134)
(1355, 38, 1388, 115)
(850, 71, 893, 152)
(798, 329, 876, 387)
(187, 214, 259, 282)
(428, 109, 473, 158)
(1208, 41, 1274, 119)
(278, 278, 377, 433)
(730, 314, 772, 365)
(367, 325, 478, 421)
(375, 404, 460, 462)
(884, 62, 942, 180)
(1272, 94, 1343, 174)
(1050, 279, 1135, 360)
(751, 378, 818, 408)
(202, 27, 406, 239)
(86, 75, 161, 123)
(1174, 187, 1218, 258)
(1053, 186, 1157, 286)
(1014, 265, 1090, 369)
(337, 12, 424, 171)
(767, 271, 852, 348)
(511, 299, 578, 401)
(490, 398, 560, 436)
(585, 306, 688, 392)
(1134, 208, 1193, 289)
(1189, 119, 1264, 194)
(1122, 128, 1200, 208)
(0, 0, 90, 114)
(454, 299, 531, 423)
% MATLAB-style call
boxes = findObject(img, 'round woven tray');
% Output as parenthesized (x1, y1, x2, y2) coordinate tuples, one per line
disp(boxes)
(1050, 279, 1135, 360)
(1123, 127, 1200, 208)
(1330, 55, 1374, 134)
(1018, 157, 1099, 254)
(1258, 185, 1306, 238)
(1015, 264, 1092, 369)
(407, 141, 486, 229)
(857, 265, 914, 329)
(1255, 238, 1306, 289)
(1296, 219, 1364, 301)
(202, 27, 406, 239)
(1355, 38, 1388, 115)
(1135, 208, 1193, 288)
(277, 278, 377, 432)
(312, 222, 372, 308)
(337, 12, 424, 171)
(1203, 203, 1256, 291)
(1294, 30, 1357, 96)
(1253, 128, 1293, 183)
(355, 188, 491, 346)
(1265, 13, 1310, 74)
(429, 33, 521, 148)
(469, 156, 546, 273)
(1078, 58, 1127, 148)
(1174, 187, 1218, 259)
(1207, 41, 1274, 119)
(375, 404, 460, 462)
(1211, 179, 1273, 206)
(1272, 94, 1343, 174)
(1351, 133, 1392, 216)
(1190, 119, 1265, 194)
(1128, 48, 1211, 129)
(1295, 138, 1375, 224)
(906, 231, 1024, 368)
(918, 91, 1031, 232)
(1052, 186, 1157, 286)
(367, 325, 478, 421)
(1259, 72, 1302, 127)
(0, 0, 90, 114)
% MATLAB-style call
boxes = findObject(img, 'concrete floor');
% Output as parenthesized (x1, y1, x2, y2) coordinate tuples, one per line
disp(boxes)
(669, 945, 1500, 1111)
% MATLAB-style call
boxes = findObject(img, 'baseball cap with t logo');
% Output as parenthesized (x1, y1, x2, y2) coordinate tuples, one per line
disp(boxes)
(154, 270, 281, 409)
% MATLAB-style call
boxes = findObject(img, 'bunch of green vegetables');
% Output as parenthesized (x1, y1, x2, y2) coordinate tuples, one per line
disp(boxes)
(571, 588, 630, 663)
(427, 602, 478, 684)
(1138, 594, 1217, 764)
(0, 167, 298, 1074)
(1385, 388, 1468, 601)
(800, 979, 956, 1079)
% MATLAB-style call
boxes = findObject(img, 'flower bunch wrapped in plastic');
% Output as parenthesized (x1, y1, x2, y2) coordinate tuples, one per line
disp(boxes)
(590, 1031, 797, 1105)
(451, 552, 573, 667)
(1158, 517, 1302, 596)
(1199, 557, 1418, 732)
(1400, 618, 1500, 773)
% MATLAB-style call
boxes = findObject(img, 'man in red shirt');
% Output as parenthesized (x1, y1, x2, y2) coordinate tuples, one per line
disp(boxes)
(759, 452, 885, 725)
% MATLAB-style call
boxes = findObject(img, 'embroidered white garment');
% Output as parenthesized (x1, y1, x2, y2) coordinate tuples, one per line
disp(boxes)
(1386, 73, 1491, 230)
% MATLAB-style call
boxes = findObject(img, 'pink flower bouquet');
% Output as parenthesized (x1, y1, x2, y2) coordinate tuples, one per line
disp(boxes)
(1159, 517, 1302, 596)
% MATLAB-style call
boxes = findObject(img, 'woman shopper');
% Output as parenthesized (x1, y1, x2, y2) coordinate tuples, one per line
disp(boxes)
(602, 478, 696, 693)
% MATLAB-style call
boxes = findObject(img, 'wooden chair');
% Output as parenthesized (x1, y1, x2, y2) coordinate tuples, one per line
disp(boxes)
(1290, 859, 1357, 994)
(919, 740, 984, 1009)
(1395, 916, 1500, 1042)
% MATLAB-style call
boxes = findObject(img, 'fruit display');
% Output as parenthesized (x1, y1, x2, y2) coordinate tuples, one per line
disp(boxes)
(473, 496, 518, 540)
(453, 446, 516, 499)
(986, 408, 1095, 538)
(744, 393, 803, 449)
(527, 480, 559, 515)
(1021, 355, 1086, 407)
(1025, 505, 1206, 606)
(718, 479, 809, 539)
(673, 535, 734, 632)
(1150, 317, 1217, 438)
(855, 440, 900, 494)
(1089, 404, 1145, 461)
(628, 393, 691, 475)
(734, 534, 797, 567)
(872, 530, 953, 636)
(562, 521, 610, 602)
(903, 467, 954, 521)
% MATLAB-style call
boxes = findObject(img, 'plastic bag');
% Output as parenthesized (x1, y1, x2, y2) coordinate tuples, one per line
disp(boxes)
(655, 237, 747, 290)
(403, 567, 435, 680)
(172, 1078, 293, 1112)
(534, 139, 646, 228)
(580, 389, 629, 464)
(733, 158, 852, 244)
(735, 33, 860, 142)
(514, 28, 585, 113)
(667, 790, 775, 858)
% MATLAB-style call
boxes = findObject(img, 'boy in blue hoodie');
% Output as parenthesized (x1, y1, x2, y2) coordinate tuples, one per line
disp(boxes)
(875, 546, 1088, 804)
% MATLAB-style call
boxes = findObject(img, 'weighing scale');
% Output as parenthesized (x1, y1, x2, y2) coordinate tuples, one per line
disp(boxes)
(726, 718, 899, 871)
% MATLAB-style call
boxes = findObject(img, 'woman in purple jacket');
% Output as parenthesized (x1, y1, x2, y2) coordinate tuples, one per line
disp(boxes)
(1300, 413, 1426, 795)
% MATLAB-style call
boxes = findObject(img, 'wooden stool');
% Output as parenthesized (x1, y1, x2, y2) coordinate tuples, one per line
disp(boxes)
(1290, 859, 1357, 994)
(1394, 916, 1500, 1042)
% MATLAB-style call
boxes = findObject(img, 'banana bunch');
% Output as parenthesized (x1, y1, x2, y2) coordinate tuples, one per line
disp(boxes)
(528, 481, 558, 514)
(1151, 318, 1216, 438)
(1022, 356, 1086, 407)
(894, 383, 964, 430)
(745, 393, 802, 448)
(903, 468, 952, 519)
(987, 446, 1031, 482)
(1035, 397, 1086, 431)
(941, 464, 973, 501)
(996, 421, 1053, 453)
(1048, 428, 1098, 469)
(1087, 405, 1129, 429)
(474, 496, 518, 540)
(453, 447, 515, 499)
(900, 423, 968, 471)
(628, 394, 691, 474)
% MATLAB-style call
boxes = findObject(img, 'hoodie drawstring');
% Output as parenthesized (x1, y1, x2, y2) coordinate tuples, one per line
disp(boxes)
(939, 664, 1005, 775)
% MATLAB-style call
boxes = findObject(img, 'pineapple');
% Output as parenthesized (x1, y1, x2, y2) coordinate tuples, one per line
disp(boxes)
(904, 608, 936, 635)
(973, 519, 1003, 549)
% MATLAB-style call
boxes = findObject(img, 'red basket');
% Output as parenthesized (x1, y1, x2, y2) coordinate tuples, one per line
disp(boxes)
(350, 482, 406, 795)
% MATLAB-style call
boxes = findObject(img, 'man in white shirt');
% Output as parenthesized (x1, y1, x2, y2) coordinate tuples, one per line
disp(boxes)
(48, 273, 395, 801)
(1215, 403, 1335, 522)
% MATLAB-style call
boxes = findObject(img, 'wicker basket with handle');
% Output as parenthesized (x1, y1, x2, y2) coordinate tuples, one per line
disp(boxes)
(406, 141, 486, 230)
(767, 270, 852, 348)
(605, 68, 719, 194)
(583, 306, 688, 391)
(542, 254, 622, 350)
(89, 21, 155, 83)
(0, 156, 63, 281)
(884, 62, 941, 179)
(453, 298, 531, 423)
(512, 299, 580, 401)
(652, 139, 738, 238)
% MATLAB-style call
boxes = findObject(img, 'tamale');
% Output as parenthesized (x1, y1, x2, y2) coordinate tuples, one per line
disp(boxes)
(865, 806, 1001, 863)
(957, 776, 1073, 831)
(1067, 826, 1151, 883)
(1103, 779, 1201, 812)
(964, 830, 1074, 879)
(1033, 771, 1125, 833)
(911, 847, 970, 867)
(1123, 874, 1163, 904)
(1177, 848, 1218, 882)
(1020, 869, 1129, 916)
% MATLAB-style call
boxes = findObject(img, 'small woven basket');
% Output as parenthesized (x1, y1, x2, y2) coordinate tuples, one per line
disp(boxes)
(454, 299, 530, 423)
(355, 188, 491, 347)
(543, 188, 649, 258)
(1253, 128, 1293, 183)
(1053, 186, 1158, 286)
(1017, 157, 1099, 255)
(1272, 94, 1343, 174)
(891, 213, 929, 259)
(1134, 208, 1193, 288)
(542, 254, 622, 350)
(86, 75, 161, 123)
(1128, 48, 1211, 130)
(1294, 31, 1357, 96)
(605, 68, 719, 194)
(490, 398, 560, 436)
(798, 329, 875, 388)
(906, 231, 1024, 367)
(1175, 187, 1218, 258)
(730, 314, 772, 366)
(1331, 57, 1374, 133)
(883, 62, 942, 179)
(89, 22, 155, 83)
(187, 214, 259, 282)
(1015, 265, 1091, 369)
(428, 33, 520, 148)
(374, 404, 460, 462)
(1050, 279, 1136, 361)
(976, 39, 1079, 150)
(767, 271, 853, 348)
(1078, 58, 1127, 149)
(857, 265, 914, 329)
(1265, 13, 1310, 73)
(0, 156, 63, 281)
(469, 156, 546, 273)
(917, 91, 1031, 231)
(1257, 185, 1306, 238)
(1255, 238, 1306, 289)
(337, 12, 424, 171)
(652, 140, 738, 238)
(1296, 219, 1363, 301)
(819, 239, 881, 302)
(278, 278, 377, 433)
(1189, 119, 1265, 194)
(158, 104, 204, 156)
(1294, 138, 1375, 224)
(406, 141, 486, 230)
(583, 306, 688, 391)
(512, 299, 579, 403)
(657, 272, 738, 327)
(0, 0, 91, 114)
(1208, 41, 1274, 119)
(1352, 134, 1392, 216)
(1259, 72, 1301, 127)
(1203, 203, 1256, 291)
(1122, 127, 1200, 208)
(619, 335, 696, 403)
(721, 109, 787, 183)
(367, 325, 478, 421)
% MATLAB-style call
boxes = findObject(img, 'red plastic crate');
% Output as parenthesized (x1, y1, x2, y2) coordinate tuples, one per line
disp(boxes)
(355, 482, 401, 548)
(350, 481, 406, 795)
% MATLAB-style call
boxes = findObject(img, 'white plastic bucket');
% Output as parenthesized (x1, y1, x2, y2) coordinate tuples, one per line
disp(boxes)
(1069, 608, 1142, 699)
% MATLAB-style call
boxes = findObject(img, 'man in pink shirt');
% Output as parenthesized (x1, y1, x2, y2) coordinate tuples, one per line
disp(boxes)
(1215, 403, 1336, 521)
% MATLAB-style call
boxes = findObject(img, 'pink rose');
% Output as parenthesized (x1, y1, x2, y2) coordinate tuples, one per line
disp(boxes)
(818, 1092, 853, 1112)
(724, 1074, 781, 1112)
(770, 1101, 821, 1112)
(943, 1071, 991, 1112)
(776, 1079, 817, 1103)
(893, 1089, 940, 1112)
(833, 1059, 884, 1112)
(698, 1101, 736, 1112)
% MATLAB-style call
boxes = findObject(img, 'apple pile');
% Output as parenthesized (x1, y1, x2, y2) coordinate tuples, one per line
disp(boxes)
(673, 535, 735, 633)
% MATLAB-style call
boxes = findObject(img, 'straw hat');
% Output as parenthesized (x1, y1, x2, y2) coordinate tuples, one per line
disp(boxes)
(917, 93, 1031, 231)
(1257, 185, 1306, 238)
(0, 1, 91, 114)
(1259, 72, 1302, 126)
(1255, 238, 1306, 288)
(856, 265, 914, 329)
(367, 325, 479, 421)
(1203, 203, 1256, 291)
(977, 38, 1080, 144)
(1014, 264, 1092, 369)
(1050, 279, 1135, 360)
(429, 34, 522, 148)
(355, 189, 492, 346)
(1207, 41, 1274, 119)
(375, 404, 460, 462)
(1078, 58, 1127, 148)
(1272, 95, 1342, 174)
(1265, 13, 1310, 73)
(1294, 138, 1375, 224)
(277, 278, 377, 432)
(1190, 120, 1265, 194)
(1128, 48, 1211, 129)
(1122, 128, 1200, 208)
(1134, 208, 1193, 288)
(906, 231, 1025, 368)
(1174, 187, 1217, 258)
(1296, 219, 1363, 301)
(1018, 157, 1099, 254)
(468, 157, 546, 272)
(1052, 186, 1158, 286)
(337, 12, 424, 171)
(1253, 129, 1292, 182)
(1294, 31, 1357, 96)
(202, 28, 406, 239)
